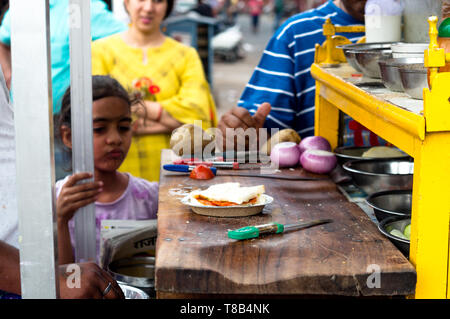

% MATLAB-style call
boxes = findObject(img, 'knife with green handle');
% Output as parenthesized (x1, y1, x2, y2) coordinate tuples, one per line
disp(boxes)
(228, 219, 332, 240)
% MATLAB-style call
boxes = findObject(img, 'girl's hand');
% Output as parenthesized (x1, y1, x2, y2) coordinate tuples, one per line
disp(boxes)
(56, 172, 103, 224)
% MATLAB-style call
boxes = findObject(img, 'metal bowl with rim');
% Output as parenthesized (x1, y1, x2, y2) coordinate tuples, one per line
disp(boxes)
(398, 63, 428, 100)
(119, 283, 150, 299)
(337, 42, 395, 52)
(366, 189, 412, 222)
(338, 42, 397, 74)
(341, 49, 363, 72)
(391, 42, 428, 59)
(337, 42, 399, 78)
(378, 57, 424, 92)
(342, 158, 414, 195)
(354, 49, 392, 78)
(378, 217, 410, 257)
(334, 146, 409, 166)
(108, 256, 155, 298)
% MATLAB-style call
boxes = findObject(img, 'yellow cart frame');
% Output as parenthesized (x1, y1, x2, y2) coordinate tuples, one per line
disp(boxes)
(311, 17, 450, 299)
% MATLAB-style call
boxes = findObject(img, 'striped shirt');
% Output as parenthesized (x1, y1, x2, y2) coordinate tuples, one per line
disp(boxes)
(238, 0, 364, 137)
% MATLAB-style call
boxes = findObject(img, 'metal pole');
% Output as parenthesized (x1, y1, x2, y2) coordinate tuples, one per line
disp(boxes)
(68, 0, 97, 262)
(10, 0, 58, 298)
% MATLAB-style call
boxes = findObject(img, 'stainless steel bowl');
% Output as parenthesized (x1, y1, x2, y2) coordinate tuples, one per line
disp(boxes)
(354, 49, 392, 78)
(378, 59, 403, 91)
(337, 42, 398, 75)
(378, 217, 410, 257)
(398, 63, 428, 100)
(366, 189, 412, 222)
(334, 146, 409, 166)
(338, 42, 395, 51)
(391, 42, 428, 59)
(119, 283, 150, 299)
(378, 57, 424, 92)
(108, 256, 155, 297)
(342, 49, 363, 72)
(342, 158, 414, 195)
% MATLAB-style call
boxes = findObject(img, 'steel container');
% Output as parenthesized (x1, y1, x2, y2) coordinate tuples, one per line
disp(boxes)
(108, 256, 155, 298)
(119, 283, 150, 299)
(354, 49, 392, 78)
(366, 189, 412, 222)
(390, 42, 429, 58)
(398, 63, 428, 100)
(378, 57, 424, 92)
(334, 146, 409, 166)
(342, 49, 363, 72)
(337, 42, 398, 77)
(342, 158, 414, 195)
(378, 217, 411, 257)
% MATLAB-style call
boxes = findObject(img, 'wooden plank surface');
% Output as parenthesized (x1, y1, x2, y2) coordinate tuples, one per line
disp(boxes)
(155, 149, 416, 297)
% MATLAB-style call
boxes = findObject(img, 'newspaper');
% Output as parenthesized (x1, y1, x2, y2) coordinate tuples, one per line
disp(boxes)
(100, 219, 157, 269)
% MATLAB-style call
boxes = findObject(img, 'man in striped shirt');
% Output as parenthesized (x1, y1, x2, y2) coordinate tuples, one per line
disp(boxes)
(218, 0, 367, 148)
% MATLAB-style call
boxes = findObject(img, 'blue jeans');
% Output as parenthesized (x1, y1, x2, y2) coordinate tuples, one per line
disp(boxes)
(0, 290, 21, 299)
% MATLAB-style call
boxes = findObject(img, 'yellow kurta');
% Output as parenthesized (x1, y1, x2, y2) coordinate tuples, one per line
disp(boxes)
(91, 34, 217, 182)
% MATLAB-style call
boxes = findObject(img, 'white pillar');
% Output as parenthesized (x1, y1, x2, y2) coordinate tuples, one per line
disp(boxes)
(69, 0, 97, 263)
(11, 0, 58, 299)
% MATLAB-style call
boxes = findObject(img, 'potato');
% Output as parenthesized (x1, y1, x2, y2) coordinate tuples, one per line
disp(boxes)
(170, 123, 214, 156)
(260, 128, 301, 155)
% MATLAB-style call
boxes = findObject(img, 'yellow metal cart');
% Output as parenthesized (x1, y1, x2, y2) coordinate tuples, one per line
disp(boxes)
(311, 17, 450, 299)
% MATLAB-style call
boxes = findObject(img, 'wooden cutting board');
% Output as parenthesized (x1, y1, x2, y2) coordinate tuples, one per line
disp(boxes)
(155, 149, 416, 297)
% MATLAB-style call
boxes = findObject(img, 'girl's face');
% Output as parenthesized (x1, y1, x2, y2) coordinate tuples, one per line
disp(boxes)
(124, 0, 168, 34)
(91, 96, 132, 173)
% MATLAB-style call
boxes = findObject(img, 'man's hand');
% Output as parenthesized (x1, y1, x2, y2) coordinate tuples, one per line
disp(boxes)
(217, 102, 271, 151)
(59, 262, 125, 299)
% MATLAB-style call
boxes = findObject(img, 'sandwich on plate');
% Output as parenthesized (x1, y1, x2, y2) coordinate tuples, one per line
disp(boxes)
(188, 182, 266, 207)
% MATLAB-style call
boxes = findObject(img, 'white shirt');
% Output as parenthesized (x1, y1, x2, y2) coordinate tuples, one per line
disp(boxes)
(0, 67, 18, 248)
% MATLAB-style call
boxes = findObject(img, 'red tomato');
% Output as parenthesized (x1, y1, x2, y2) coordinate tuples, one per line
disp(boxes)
(190, 165, 215, 180)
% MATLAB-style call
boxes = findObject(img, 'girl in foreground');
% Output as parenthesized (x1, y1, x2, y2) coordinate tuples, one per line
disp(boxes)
(55, 75, 158, 264)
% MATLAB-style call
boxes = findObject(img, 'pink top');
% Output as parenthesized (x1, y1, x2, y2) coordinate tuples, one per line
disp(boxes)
(55, 173, 158, 260)
(248, 0, 263, 16)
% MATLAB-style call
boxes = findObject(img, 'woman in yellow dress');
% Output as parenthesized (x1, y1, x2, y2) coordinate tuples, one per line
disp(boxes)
(91, 0, 217, 182)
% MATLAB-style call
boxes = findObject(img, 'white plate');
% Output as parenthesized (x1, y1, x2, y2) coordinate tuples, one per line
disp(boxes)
(181, 194, 274, 217)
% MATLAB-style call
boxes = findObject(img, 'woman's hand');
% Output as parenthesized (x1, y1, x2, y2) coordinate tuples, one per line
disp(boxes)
(56, 172, 103, 224)
(131, 101, 161, 121)
(131, 117, 173, 135)
(131, 100, 182, 130)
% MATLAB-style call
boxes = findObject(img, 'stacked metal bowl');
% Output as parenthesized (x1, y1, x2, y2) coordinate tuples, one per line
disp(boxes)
(337, 146, 413, 195)
(342, 157, 414, 195)
(368, 189, 412, 257)
(366, 189, 412, 222)
(334, 146, 409, 166)
(336, 146, 413, 257)
(378, 58, 422, 92)
(108, 256, 155, 298)
(378, 43, 429, 99)
(339, 42, 429, 99)
(378, 217, 411, 257)
(338, 42, 396, 78)
(391, 43, 428, 59)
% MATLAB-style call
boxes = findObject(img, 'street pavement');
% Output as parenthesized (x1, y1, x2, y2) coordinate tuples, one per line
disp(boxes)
(212, 12, 276, 120)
